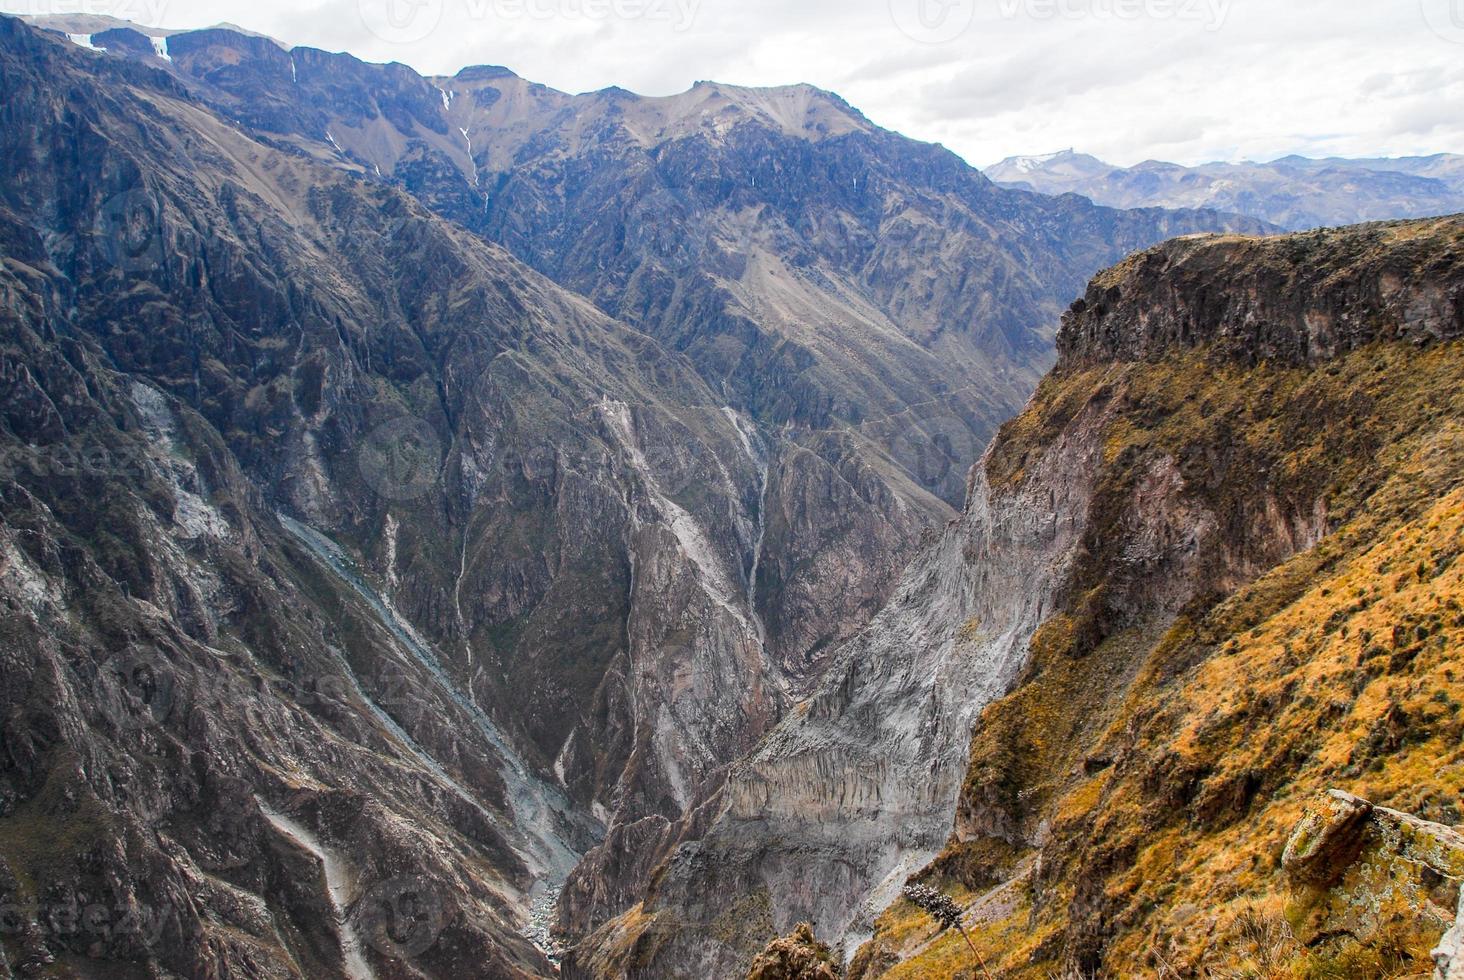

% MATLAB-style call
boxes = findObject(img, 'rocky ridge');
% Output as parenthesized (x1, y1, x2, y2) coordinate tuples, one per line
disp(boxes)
(845, 217, 1464, 977)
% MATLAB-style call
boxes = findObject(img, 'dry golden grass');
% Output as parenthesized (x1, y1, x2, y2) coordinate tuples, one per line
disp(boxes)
(864, 337, 1464, 978)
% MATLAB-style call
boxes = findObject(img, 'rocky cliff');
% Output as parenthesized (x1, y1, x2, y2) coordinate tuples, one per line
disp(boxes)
(561, 217, 1464, 978)
(9, 14, 1280, 952)
(841, 216, 1464, 977)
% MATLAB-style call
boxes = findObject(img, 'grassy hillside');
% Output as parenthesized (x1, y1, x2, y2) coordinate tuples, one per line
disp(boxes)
(850, 218, 1464, 978)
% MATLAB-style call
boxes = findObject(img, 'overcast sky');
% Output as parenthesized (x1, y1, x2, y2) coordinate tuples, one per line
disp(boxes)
(6, 0, 1462, 167)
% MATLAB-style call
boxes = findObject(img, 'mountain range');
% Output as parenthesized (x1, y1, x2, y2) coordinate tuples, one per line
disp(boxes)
(2, 10, 1461, 980)
(987, 149, 1464, 231)
(0, 13, 1270, 977)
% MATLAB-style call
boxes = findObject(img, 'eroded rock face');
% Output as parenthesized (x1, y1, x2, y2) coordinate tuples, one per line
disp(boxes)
(563, 369, 1115, 977)
(1058, 221, 1464, 369)
(1284, 791, 1464, 963)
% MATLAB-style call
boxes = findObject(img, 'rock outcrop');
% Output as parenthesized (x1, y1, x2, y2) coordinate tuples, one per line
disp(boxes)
(745, 923, 842, 980)
(849, 216, 1464, 977)
(1283, 791, 1464, 961)
(1059, 221, 1464, 367)
(1438, 894, 1464, 980)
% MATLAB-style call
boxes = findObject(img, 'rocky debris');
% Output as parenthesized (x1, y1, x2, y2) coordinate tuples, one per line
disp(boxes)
(1284, 790, 1464, 959)
(745, 923, 842, 980)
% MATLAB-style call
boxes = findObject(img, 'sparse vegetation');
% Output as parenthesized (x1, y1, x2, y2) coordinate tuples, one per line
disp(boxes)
(856, 218, 1464, 978)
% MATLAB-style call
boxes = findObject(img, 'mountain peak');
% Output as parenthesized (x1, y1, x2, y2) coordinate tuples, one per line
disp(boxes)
(454, 63, 519, 82)
(986, 149, 1112, 181)
(656, 79, 869, 141)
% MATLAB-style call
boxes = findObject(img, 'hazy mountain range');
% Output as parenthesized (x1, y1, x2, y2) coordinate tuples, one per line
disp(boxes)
(987, 148, 1464, 231)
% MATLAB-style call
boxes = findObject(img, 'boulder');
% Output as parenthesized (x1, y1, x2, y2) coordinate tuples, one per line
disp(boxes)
(1284, 790, 1464, 962)
(746, 923, 841, 980)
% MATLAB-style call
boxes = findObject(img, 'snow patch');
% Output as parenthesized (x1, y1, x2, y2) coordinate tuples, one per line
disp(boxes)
(150, 35, 171, 62)
(66, 33, 100, 51)
(458, 127, 479, 186)
(1013, 149, 1070, 173)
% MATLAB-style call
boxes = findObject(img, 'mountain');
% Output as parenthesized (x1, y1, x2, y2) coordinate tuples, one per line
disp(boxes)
(0, 15, 826, 976)
(987, 149, 1464, 231)
(851, 215, 1464, 977)
(7, 14, 1276, 953)
(4, 10, 1462, 980)
(563, 216, 1464, 978)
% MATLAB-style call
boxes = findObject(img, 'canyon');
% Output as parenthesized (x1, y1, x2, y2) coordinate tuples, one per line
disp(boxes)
(1, 11, 1461, 980)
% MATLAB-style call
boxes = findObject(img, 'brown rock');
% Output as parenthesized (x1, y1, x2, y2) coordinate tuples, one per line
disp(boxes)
(746, 923, 841, 980)
(1284, 790, 1464, 957)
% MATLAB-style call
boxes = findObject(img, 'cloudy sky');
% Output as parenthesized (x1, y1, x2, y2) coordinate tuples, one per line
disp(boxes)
(6, 0, 1462, 167)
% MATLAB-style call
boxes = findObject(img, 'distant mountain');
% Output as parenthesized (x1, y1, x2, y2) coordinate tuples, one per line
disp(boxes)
(987, 149, 1464, 231)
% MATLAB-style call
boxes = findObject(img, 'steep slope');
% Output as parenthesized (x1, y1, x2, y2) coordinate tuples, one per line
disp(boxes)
(0, 16, 868, 975)
(32, 24, 1272, 708)
(564, 216, 1464, 979)
(845, 216, 1464, 978)
(988, 149, 1464, 231)
(18, 21, 1275, 942)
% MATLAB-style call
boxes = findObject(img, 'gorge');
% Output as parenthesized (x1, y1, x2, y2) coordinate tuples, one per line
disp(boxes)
(0, 10, 1461, 980)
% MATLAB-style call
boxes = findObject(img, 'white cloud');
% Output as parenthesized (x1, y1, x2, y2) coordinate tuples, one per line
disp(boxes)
(4, 0, 1460, 167)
